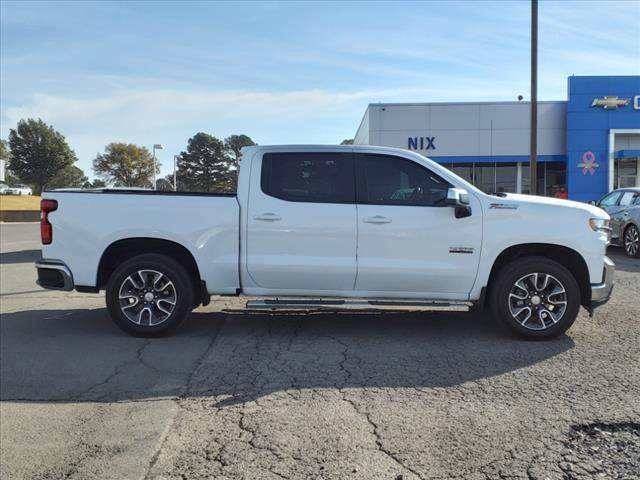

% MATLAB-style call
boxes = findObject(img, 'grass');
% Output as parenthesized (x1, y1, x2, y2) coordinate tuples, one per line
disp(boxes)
(0, 195, 41, 211)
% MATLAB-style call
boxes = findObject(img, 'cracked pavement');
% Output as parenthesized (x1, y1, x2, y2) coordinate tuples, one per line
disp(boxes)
(1, 223, 639, 479)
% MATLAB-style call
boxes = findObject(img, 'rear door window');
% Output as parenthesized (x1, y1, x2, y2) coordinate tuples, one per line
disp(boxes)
(261, 152, 355, 203)
(619, 191, 640, 206)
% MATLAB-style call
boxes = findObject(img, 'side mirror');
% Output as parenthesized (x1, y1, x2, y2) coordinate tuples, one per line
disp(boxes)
(589, 200, 597, 206)
(446, 187, 470, 206)
(446, 188, 472, 219)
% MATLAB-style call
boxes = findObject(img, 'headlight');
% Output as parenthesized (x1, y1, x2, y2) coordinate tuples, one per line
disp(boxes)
(589, 218, 611, 232)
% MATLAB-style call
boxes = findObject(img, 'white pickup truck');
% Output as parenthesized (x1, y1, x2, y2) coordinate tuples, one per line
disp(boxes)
(36, 145, 614, 339)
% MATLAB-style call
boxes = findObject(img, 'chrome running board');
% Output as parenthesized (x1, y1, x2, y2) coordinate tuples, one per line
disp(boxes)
(245, 298, 472, 312)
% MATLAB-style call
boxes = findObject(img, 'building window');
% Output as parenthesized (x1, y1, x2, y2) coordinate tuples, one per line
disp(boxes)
(521, 162, 566, 196)
(448, 163, 473, 184)
(545, 162, 567, 197)
(445, 161, 565, 196)
(614, 158, 638, 189)
(495, 163, 517, 193)
(473, 163, 495, 193)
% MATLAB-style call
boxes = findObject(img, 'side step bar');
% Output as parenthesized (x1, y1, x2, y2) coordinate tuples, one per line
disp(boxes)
(245, 298, 472, 312)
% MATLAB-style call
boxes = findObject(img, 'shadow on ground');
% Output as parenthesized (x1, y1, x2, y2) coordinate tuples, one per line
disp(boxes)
(607, 246, 640, 273)
(0, 307, 574, 405)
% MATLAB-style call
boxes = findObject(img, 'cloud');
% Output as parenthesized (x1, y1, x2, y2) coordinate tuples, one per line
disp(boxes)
(0, 87, 418, 175)
(1, 83, 515, 141)
(2, 83, 521, 177)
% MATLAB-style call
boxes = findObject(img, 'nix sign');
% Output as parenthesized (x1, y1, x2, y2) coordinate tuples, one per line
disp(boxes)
(408, 136, 436, 151)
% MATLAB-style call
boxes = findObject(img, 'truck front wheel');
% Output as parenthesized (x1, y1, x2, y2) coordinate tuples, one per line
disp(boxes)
(106, 253, 194, 336)
(491, 256, 580, 339)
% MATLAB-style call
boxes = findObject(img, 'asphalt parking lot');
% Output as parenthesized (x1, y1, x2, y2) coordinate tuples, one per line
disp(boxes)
(1, 223, 639, 480)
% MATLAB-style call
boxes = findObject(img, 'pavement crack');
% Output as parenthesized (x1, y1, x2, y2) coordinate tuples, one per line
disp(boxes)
(67, 339, 152, 401)
(329, 334, 426, 480)
(183, 314, 227, 397)
(143, 314, 227, 479)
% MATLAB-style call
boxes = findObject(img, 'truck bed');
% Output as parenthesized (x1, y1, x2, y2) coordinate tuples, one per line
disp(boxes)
(41, 190, 241, 294)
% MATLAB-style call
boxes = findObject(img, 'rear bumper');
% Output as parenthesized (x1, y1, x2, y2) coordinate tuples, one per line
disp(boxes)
(590, 256, 615, 308)
(35, 260, 74, 291)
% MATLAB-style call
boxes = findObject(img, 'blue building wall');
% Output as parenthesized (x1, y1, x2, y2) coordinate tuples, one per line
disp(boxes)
(567, 76, 640, 202)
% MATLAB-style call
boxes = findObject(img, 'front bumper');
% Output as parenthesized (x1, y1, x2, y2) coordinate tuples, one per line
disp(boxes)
(35, 260, 74, 291)
(590, 256, 615, 309)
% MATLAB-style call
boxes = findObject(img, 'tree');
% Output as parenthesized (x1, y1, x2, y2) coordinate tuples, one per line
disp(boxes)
(176, 133, 233, 192)
(0, 139, 9, 164)
(0, 139, 17, 184)
(155, 175, 174, 191)
(83, 179, 105, 189)
(48, 165, 88, 189)
(81, 179, 107, 189)
(224, 134, 256, 166)
(92, 143, 159, 188)
(340, 139, 354, 145)
(8, 119, 77, 194)
(224, 134, 256, 191)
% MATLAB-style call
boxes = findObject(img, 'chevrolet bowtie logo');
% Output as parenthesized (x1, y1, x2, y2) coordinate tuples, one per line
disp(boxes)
(591, 96, 630, 109)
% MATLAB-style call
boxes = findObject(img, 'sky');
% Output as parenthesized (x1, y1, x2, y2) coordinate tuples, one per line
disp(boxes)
(1, 0, 639, 179)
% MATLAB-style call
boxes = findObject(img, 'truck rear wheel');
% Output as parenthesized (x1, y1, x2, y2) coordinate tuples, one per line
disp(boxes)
(106, 253, 194, 336)
(491, 256, 580, 339)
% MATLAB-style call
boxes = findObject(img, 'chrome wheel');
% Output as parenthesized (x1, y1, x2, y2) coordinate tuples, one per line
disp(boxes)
(624, 225, 639, 257)
(118, 269, 177, 326)
(508, 273, 568, 331)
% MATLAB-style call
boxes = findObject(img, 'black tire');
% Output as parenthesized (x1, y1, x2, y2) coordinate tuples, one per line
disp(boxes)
(490, 256, 580, 339)
(106, 253, 194, 337)
(623, 224, 640, 258)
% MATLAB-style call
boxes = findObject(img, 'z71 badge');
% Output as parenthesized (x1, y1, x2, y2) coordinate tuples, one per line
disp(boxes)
(489, 203, 518, 210)
(449, 247, 474, 254)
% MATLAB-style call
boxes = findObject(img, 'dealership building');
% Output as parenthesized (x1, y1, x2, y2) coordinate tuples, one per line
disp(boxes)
(354, 76, 640, 202)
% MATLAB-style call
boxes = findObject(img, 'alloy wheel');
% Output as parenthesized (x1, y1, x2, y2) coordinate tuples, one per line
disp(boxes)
(118, 269, 177, 326)
(508, 272, 568, 330)
(624, 225, 639, 257)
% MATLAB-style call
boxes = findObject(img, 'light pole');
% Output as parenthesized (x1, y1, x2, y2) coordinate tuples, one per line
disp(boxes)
(152, 144, 164, 190)
(173, 155, 179, 191)
(530, 0, 538, 195)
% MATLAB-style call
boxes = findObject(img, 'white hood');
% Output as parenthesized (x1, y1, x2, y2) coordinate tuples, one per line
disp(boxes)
(494, 193, 609, 219)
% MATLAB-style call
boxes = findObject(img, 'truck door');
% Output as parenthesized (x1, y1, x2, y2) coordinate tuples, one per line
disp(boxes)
(246, 151, 357, 291)
(354, 153, 482, 297)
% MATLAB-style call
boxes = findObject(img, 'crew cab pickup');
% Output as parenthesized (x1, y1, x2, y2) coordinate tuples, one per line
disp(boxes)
(36, 145, 615, 339)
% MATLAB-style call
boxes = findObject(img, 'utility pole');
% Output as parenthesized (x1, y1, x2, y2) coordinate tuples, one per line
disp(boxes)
(529, 0, 538, 195)
(173, 155, 179, 191)
(152, 143, 164, 190)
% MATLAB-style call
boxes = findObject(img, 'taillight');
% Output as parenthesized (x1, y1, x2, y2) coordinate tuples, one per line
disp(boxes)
(41, 199, 58, 245)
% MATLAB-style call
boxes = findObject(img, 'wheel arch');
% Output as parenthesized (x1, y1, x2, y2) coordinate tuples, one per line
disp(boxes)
(487, 243, 591, 308)
(97, 237, 203, 297)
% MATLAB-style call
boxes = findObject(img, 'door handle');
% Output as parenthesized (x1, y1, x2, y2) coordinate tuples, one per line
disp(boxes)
(363, 215, 392, 224)
(253, 213, 282, 221)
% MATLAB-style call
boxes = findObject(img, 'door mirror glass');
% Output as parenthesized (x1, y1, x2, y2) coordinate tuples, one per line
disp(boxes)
(446, 188, 470, 206)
